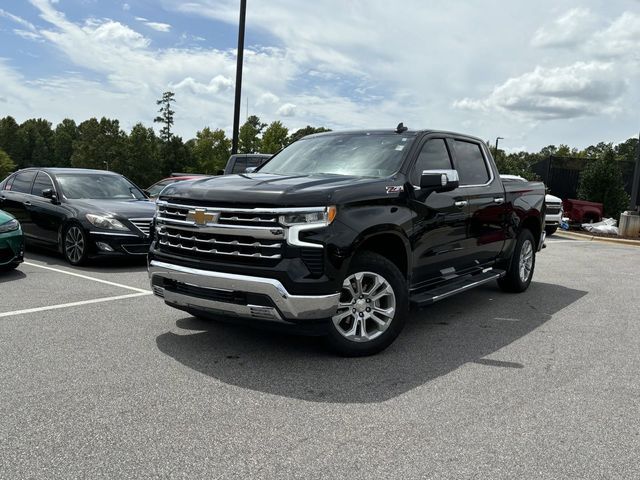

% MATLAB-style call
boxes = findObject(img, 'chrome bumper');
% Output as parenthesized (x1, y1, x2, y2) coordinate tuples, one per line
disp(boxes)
(148, 260, 340, 323)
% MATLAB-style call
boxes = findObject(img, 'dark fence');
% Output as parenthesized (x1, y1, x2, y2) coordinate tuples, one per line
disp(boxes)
(532, 156, 636, 200)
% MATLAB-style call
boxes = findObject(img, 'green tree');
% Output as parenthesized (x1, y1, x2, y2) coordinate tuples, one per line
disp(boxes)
(238, 115, 266, 153)
(0, 116, 21, 166)
(53, 119, 79, 167)
(124, 123, 160, 187)
(15, 118, 54, 167)
(288, 125, 331, 144)
(154, 91, 176, 142)
(260, 121, 289, 154)
(496, 151, 537, 180)
(577, 149, 630, 219)
(159, 136, 194, 177)
(71, 118, 126, 171)
(614, 137, 638, 164)
(192, 127, 231, 174)
(0, 148, 16, 179)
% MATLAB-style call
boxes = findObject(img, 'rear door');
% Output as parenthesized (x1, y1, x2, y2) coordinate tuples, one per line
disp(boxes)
(408, 136, 471, 287)
(1, 170, 36, 236)
(451, 138, 507, 265)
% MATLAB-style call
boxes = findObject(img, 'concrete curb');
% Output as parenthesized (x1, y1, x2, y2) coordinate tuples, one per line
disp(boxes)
(555, 230, 640, 247)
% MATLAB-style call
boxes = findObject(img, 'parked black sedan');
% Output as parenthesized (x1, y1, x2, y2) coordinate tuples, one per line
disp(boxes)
(0, 168, 156, 265)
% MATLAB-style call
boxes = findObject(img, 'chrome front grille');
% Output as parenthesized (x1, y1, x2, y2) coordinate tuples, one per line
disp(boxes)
(130, 218, 153, 236)
(155, 201, 286, 262)
(546, 204, 562, 215)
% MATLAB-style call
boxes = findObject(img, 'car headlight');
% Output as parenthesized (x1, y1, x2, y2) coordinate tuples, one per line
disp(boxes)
(86, 214, 129, 231)
(0, 218, 19, 233)
(280, 206, 337, 227)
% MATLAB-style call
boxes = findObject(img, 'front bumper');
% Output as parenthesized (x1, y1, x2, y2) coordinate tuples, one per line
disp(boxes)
(148, 260, 340, 323)
(0, 229, 24, 266)
(89, 231, 151, 256)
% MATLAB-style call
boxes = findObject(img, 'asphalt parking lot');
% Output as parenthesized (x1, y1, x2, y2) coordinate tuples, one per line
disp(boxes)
(1, 237, 639, 479)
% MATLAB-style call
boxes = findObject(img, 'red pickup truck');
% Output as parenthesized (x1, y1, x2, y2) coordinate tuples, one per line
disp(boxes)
(562, 199, 603, 224)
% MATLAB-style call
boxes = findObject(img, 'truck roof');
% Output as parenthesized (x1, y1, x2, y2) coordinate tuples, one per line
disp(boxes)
(304, 129, 486, 144)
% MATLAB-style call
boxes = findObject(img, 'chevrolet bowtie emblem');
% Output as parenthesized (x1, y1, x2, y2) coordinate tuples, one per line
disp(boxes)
(188, 208, 219, 226)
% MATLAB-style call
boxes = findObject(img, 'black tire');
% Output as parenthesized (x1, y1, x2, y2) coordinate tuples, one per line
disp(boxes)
(498, 229, 536, 293)
(63, 223, 89, 266)
(545, 225, 557, 236)
(326, 251, 408, 357)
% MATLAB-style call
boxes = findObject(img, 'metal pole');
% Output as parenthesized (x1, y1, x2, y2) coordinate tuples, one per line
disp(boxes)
(494, 137, 503, 158)
(631, 131, 640, 211)
(231, 0, 247, 155)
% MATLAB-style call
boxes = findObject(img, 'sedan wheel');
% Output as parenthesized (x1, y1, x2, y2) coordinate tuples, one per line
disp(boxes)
(64, 225, 87, 265)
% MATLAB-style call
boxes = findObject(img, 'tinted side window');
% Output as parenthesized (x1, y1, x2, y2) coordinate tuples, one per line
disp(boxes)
(31, 171, 54, 197)
(246, 157, 266, 169)
(453, 140, 490, 185)
(11, 171, 37, 194)
(231, 158, 247, 174)
(411, 139, 452, 185)
(2, 175, 14, 190)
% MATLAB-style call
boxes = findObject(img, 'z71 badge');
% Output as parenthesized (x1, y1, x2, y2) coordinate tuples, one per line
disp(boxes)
(386, 186, 404, 194)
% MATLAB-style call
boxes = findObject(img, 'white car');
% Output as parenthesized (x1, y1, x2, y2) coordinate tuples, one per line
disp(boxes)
(500, 175, 563, 236)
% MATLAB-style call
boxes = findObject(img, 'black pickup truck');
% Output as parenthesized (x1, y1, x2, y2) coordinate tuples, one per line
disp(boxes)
(148, 127, 546, 356)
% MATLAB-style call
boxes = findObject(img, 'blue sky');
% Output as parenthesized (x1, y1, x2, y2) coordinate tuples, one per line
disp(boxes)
(1, 0, 639, 151)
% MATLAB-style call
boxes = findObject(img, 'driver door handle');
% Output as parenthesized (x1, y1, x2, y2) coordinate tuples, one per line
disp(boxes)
(494, 197, 505, 204)
(24, 201, 32, 206)
(454, 200, 468, 208)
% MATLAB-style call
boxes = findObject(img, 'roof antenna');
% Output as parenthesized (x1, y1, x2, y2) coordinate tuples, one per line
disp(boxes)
(395, 122, 408, 133)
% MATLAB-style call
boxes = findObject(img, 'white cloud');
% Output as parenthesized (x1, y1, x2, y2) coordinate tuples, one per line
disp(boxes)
(454, 62, 627, 120)
(256, 92, 279, 106)
(531, 8, 598, 48)
(0, 8, 37, 31)
(588, 12, 640, 58)
(170, 75, 233, 94)
(276, 103, 296, 117)
(135, 16, 171, 32)
(122, 3, 130, 11)
(13, 29, 43, 41)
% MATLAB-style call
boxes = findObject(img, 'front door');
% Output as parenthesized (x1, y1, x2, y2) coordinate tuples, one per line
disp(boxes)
(408, 137, 470, 288)
(28, 171, 64, 245)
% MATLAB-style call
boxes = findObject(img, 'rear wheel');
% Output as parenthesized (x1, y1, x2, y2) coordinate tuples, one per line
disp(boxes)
(63, 224, 89, 266)
(498, 229, 536, 293)
(545, 225, 557, 236)
(326, 252, 408, 357)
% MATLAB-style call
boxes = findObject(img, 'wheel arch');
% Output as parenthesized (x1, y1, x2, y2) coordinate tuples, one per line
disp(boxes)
(350, 228, 412, 282)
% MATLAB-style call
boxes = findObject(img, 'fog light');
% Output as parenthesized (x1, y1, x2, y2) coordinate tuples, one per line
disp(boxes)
(96, 242, 114, 252)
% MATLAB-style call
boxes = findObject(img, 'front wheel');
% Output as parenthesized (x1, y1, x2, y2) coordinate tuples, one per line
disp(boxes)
(326, 251, 408, 357)
(63, 224, 89, 266)
(498, 229, 536, 293)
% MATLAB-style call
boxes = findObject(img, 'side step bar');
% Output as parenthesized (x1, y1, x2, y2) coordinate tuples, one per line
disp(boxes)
(410, 269, 506, 307)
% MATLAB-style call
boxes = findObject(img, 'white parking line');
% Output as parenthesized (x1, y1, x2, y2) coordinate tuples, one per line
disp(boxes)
(0, 292, 152, 319)
(23, 261, 150, 294)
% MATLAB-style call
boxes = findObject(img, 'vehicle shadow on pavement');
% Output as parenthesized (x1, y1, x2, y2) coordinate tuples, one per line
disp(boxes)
(156, 281, 586, 403)
(25, 247, 147, 272)
(0, 268, 27, 283)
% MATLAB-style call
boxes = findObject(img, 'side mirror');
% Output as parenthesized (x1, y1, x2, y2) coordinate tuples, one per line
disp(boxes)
(420, 170, 459, 192)
(42, 188, 58, 203)
(216, 169, 225, 176)
(244, 167, 257, 174)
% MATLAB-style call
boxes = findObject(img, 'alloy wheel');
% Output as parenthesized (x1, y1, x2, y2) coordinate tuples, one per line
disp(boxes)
(519, 239, 533, 283)
(332, 271, 396, 343)
(65, 226, 85, 264)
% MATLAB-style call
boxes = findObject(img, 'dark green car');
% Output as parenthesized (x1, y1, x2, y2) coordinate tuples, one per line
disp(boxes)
(0, 209, 24, 271)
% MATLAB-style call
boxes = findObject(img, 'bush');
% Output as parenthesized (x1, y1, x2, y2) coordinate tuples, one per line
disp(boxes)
(577, 149, 630, 219)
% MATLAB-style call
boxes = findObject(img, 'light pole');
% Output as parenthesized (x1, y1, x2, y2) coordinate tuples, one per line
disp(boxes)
(231, 0, 247, 155)
(494, 136, 504, 158)
(631, 131, 640, 211)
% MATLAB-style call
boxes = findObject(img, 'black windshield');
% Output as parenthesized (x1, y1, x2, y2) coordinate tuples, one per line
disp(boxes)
(56, 174, 146, 200)
(259, 134, 415, 178)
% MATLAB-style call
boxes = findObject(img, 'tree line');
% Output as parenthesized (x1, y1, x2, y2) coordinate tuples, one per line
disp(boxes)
(0, 91, 330, 188)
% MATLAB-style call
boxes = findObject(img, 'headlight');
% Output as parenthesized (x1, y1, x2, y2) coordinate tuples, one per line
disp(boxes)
(0, 218, 19, 233)
(280, 206, 337, 227)
(86, 214, 129, 231)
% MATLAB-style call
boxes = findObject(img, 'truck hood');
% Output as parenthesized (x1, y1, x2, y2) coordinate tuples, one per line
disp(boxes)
(545, 193, 562, 204)
(160, 173, 395, 206)
(71, 199, 156, 218)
